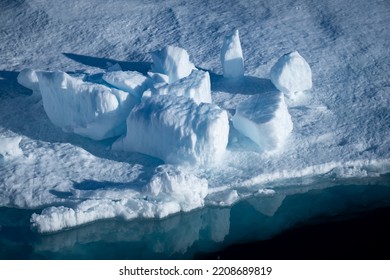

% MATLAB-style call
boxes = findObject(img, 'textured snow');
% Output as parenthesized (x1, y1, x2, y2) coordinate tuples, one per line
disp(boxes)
(37, 71, 138, 140)
(232, 91, 293, 152)
(102, 70, 149, 99)
(221, 29, 244, 78)
(0, 136, 23, 158)
(114, 94, 229, 165)
(270, 51, 312, 97)
(151, 45, 196, 83)
(0, 0, 389, 232)
(144, 165, 208, 212)
(149, 69, 212, 104)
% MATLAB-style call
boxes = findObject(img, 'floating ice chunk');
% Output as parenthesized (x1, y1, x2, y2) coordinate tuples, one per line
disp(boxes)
(150, 69, 211, 104)
(221, 29, 244, 78)
(151, 45, 196, 83)
(37, 71, 138, 140)
(114, 95, 229, 165)
(270, 51, 312, 94)
(102, 71, 149, 99)
(232, 91, 293, 152)
(17, 68, 40, 95)
(0, 136, 23, 158)
(144, 165, 208, 212)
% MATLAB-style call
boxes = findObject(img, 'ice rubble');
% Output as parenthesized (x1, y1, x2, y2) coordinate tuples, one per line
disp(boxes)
(144, 165, 208, 212)
(37, 71, 138, 140)
(221, 29, 244, 78)
(14, 41, 308, 232)
(145, 69, 212, 104)
(0, 136, 23, 158)
(270, 51, 312, 96)
(31, 165, 208, 233)
(114, 94, 229, 166)
(150, 45, 196, 83)
(232, 91, 293, 152)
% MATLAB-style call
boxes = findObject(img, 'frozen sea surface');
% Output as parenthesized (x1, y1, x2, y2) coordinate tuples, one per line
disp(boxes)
(0, 0, 389, 235)
(1, 176, 390, 259)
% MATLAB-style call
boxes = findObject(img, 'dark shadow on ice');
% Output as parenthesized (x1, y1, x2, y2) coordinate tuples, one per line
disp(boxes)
(63, 53, 152, 75)
(227, 122, 260, 152)
(49, 190, 73, 199)
(73, 180, 136, 191)
(199, 68, 277, 96)
(0, 70, 32, 97)
(213, 76, 277, 95)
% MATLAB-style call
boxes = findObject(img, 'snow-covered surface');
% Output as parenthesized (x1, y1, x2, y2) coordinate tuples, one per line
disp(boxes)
(151, 45, 196, 83)
(37, 71, 138, 140)
(149, 69, 212, 104)
(0, 136, 23, 158)
(221, 29, 244, 78)
(232, 91, 293, 152)
(0, 0, 389, 232)
(270, 51, 312, 97)
(114, 94, 229, 166)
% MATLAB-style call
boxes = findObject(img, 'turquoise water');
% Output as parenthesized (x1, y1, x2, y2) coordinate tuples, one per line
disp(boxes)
(1, 174, 390, 259)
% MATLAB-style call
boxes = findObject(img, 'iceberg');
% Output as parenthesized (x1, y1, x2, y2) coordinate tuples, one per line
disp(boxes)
(102, 70, 150, 99)
(148, 69, 212, 104)
(221, 29, 244, 78)
(114, 94, 229, 165)
(232, 91, 293, 152)
(270, 51, 312, 96)
(37, 71, 138, 140)
(1, 0, 389, 253)
(17, 68, 40, 96)
(151, 45, 196, 83)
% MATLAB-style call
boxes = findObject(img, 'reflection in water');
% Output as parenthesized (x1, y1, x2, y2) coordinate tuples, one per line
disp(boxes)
(1, 174, 390, 259)
(34, 207, 230, 259)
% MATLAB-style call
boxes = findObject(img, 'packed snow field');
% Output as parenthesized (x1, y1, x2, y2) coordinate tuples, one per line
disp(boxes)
(0, 0, 389, 233)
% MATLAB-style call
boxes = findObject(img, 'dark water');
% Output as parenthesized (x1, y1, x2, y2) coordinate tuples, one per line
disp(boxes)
(1, 174, 390, 260)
